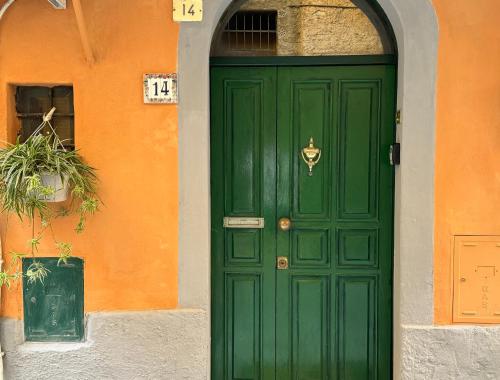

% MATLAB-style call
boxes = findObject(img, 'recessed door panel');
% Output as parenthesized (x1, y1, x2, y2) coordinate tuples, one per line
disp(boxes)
(291, 229, 330, 267)
(338, 81, 380, 220)
(291, 276, 330, 380)
(226, 230, 262, 266)
(291, 81, 332, 220)
(337, 276, 377, 380)
(337, 228, 378, 268)
(226, 274, 262, 379)
(224, 81, 263, 216)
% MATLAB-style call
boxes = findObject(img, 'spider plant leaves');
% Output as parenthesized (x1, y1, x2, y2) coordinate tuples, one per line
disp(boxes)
(0, 132, 100, 286)
(0, 271, 22, 289)
(25, 261, 50, 285)
(56, 242, 72, 266)
(0, 133, 99, 229)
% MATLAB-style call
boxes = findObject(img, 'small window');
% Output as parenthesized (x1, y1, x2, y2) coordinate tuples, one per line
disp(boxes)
(219, 11, 277, 55)
(23, 258, 84, 342)
(15, 86, 74, 149)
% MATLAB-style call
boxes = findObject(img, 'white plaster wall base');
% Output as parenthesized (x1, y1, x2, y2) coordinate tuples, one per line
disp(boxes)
(3, 315, 499, 379)
(0, 309, 208, 380)
(401, 325, 500, 380)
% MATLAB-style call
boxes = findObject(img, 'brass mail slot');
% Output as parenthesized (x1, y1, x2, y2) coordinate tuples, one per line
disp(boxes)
(223, 217, 265, 229)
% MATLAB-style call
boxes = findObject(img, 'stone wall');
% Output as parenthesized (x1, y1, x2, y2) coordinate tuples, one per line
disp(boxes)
(239, 0, 384, 55)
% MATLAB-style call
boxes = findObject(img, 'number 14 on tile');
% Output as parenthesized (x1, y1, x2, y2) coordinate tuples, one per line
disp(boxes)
(173, 0, 203, 22)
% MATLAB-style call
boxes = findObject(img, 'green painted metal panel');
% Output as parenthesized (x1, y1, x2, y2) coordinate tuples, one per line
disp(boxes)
(23, 257, 84, 342)
(211, 64, 395, 379)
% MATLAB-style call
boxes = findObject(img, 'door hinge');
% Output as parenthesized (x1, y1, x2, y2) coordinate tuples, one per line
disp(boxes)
(390, 143, 400, 166)
(395, 110, 401, 125)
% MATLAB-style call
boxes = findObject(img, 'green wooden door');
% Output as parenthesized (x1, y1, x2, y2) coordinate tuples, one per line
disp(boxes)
(211, 64, 395, 380)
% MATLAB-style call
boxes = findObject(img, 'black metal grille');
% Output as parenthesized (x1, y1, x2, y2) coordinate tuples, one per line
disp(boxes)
(222, 11, 277, 52)
(15, 86, 75, 149)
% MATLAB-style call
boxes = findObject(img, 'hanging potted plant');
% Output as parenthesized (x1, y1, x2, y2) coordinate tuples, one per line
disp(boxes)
(0, 107, 99, 286)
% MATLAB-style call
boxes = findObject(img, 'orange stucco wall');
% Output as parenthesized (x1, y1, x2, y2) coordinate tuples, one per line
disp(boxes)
(1, 0, 499, 325)
(0, 0, 179, 318)
(433, 0, 500, 323)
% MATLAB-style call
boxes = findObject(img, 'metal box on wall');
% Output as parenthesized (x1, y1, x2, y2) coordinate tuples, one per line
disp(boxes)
(23, 257, 84, 341)
(453, 236, 500, 323)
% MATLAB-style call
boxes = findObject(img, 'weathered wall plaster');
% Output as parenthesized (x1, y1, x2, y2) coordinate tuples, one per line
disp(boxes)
(401, 325, 500, 379)
(0, 310, 209, 380)
(296, 0, 383, 55)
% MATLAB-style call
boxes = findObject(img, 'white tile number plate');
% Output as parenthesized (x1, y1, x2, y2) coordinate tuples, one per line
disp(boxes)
(173, 0, 203, 22)
(144, 73, 178, 104)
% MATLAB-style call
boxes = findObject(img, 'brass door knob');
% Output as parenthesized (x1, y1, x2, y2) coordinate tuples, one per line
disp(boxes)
(278, 217, 292, 231)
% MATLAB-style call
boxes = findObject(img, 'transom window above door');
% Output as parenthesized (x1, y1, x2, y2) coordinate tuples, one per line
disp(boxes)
(211, 0, 396, 57)
(221, 11, 278, 55)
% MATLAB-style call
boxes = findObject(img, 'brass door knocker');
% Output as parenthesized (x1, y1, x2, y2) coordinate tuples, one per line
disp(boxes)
(301, 137, 322, 176)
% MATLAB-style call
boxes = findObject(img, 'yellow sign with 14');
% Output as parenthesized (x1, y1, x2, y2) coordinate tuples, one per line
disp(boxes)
(173, 0, 203, 22)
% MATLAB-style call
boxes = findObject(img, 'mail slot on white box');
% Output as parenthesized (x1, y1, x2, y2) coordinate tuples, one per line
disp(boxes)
(453, 236, 500, 323)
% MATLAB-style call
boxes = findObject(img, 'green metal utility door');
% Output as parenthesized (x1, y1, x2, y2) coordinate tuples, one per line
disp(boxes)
(211, 65, 395, 379)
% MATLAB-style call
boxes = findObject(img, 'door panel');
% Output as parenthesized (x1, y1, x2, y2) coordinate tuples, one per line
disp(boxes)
(291, 275, 330, 379)
(276, 66, 394, 380)
(212, 65, 395, 380)
(291, 81, 332, 220)
(337, 276, 377, 379)
(226, 273, 262, 380)
(226, 229, 261, 265)
(211, 67, 277, 380)
(291, 228, 330, 267)
(224, 82, 263, 215)
(338, 81, 380, 220)
(337, 228, 378, 268)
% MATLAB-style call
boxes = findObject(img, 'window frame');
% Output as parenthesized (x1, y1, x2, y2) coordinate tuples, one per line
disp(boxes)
(15, 85, 75, 149)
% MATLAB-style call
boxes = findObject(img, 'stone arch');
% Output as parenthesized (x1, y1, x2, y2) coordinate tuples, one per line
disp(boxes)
(177, 0, 438, 377)
(210, 0, 397, 57)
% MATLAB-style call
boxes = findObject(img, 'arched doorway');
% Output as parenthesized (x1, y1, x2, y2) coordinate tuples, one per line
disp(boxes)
(177, 0, 438, 378)
(210, 1, 396, 378)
